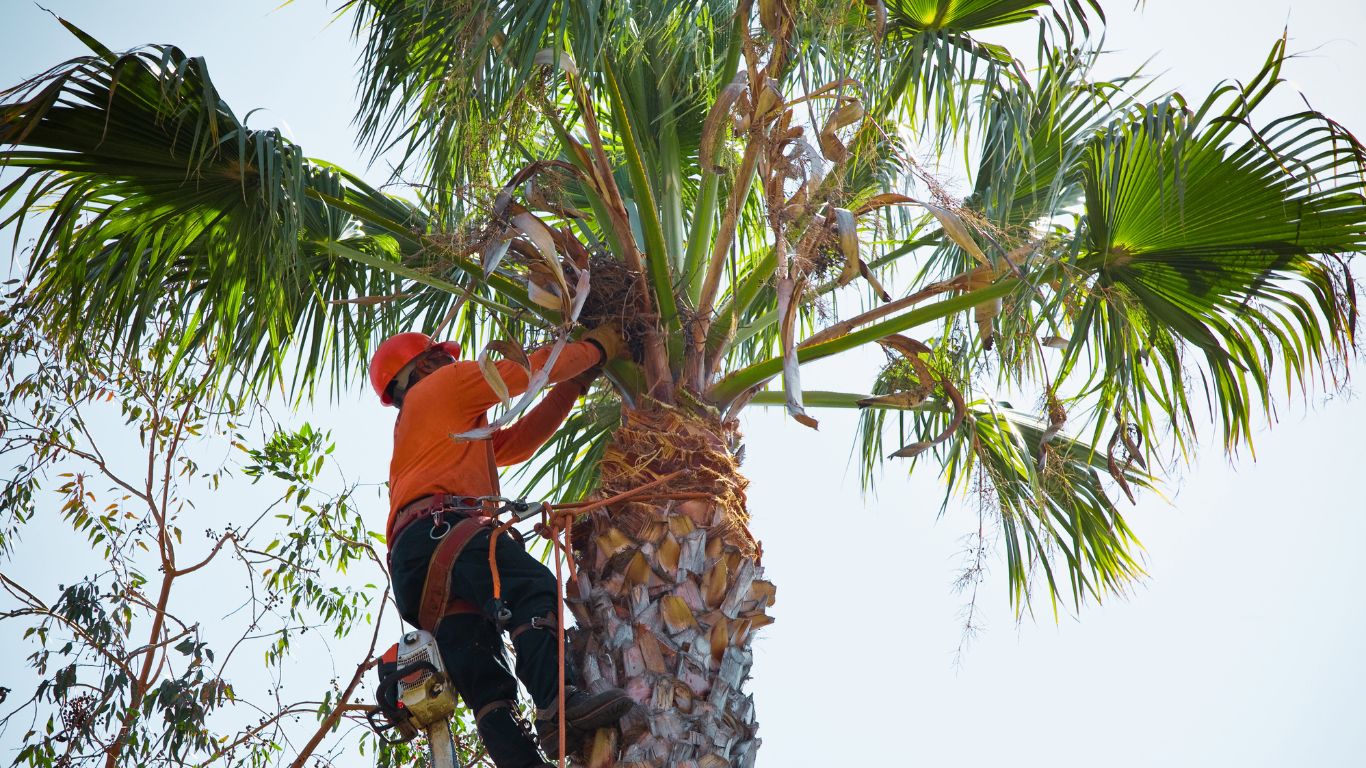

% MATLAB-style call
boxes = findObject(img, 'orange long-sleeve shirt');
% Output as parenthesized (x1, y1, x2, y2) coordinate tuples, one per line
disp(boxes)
(386, 340, 603, 541)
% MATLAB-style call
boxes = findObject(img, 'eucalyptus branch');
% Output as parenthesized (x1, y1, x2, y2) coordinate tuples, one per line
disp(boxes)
(235, 542, 322, 575)
(285, 586, 388, 768)
(121, 623, 195, 663)
(155, 396, 198, 569)
(192, 703, 320, 768)
(172, 532, 238, 577)
(68, 418, 152, 505)
(0, 573, 136, 679)
(105, 565, 175, 768)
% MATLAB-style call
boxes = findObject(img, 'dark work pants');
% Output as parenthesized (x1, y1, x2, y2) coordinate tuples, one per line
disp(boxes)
(389, 514, 564, 766)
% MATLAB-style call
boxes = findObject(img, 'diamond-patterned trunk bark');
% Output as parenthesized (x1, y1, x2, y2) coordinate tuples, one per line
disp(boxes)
(564, 404, 772, 767)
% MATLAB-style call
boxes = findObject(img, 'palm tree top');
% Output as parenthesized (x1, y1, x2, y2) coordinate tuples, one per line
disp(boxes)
(2, 2, 1363, 616)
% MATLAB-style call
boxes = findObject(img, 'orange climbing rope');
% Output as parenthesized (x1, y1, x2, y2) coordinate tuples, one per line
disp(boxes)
(552, 525, 567, 767)
(487, 518, 518, 605)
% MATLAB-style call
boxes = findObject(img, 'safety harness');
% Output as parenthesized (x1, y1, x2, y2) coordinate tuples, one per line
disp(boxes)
(390, 493, 553, 635)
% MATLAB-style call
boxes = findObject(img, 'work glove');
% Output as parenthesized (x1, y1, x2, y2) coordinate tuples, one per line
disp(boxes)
(581, 324, 626, 363)
(569, 364, 603, 390)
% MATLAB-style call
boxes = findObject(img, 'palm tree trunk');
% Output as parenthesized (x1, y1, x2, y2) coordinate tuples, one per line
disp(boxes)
(565, 404, 773, 768)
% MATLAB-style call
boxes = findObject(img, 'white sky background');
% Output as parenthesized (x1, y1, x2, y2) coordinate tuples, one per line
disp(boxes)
(2, 1, 1364, 766)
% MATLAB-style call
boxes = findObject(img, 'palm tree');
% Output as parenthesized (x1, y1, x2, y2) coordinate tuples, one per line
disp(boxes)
(3, 3, 1363, 766)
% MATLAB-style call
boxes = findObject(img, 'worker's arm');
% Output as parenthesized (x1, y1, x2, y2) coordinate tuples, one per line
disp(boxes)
(435, 340, 605, 415)
(491, 379, 587, 465)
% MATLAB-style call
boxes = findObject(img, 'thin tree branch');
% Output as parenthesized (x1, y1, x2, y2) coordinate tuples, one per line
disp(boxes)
(285, 587, 388, 768)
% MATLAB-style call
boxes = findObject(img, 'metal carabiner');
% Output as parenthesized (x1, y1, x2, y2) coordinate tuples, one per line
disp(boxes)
(508, 500, 543, 522)
(474, 495, 510, 514)
(429, 509, 451, 540)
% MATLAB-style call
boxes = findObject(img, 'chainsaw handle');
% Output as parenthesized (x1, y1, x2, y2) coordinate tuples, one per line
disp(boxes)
(366, 706, 416, 744)
(377, 660, 439, 704)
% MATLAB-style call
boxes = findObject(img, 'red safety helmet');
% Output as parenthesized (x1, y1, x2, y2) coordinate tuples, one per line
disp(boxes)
(368, 332, 462, 406)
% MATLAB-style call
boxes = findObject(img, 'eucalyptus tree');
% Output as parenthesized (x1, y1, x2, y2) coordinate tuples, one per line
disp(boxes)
(3, 1, 1364, 766)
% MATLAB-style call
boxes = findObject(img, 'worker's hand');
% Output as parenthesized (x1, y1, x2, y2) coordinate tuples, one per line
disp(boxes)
(581, 324, 626, 363)
(570, 365, 603, 390)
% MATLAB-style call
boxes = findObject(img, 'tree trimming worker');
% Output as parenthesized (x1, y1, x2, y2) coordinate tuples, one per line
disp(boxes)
(370, 328, 634, 767)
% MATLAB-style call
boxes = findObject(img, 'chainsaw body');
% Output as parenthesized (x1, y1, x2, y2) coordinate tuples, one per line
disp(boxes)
(369, 630, 460, 747)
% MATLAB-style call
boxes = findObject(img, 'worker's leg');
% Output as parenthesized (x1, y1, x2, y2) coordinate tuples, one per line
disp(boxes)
(448, 529, 561, 707)
(389, 523, 549, 768)
(449, 530, 634, 755)
(388, 521, 558, 709)
(433, 616, 550, 768)
(396, 521, 631, 757)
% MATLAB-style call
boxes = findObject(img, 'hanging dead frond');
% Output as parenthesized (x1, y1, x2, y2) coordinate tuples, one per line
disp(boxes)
(1106, 419, 1147, 504)
(777, 274, 818, 430)
(532, 48, 579, 78)
(864, 0, 888, 39)
(833, 207, 861, 287)
(861, 335, 967, 458)
(701, 74, 748, 174)
(453, 267, 592, 442)
(817, 97, 864, 163)
(1036, 388, 1068, 472)
(922, 202, 989, 266)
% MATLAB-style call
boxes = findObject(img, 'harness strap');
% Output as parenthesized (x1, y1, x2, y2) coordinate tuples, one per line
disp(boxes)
(473, 699, 518, 724)
(443, 596, 482, 617)
(418, 516, 496, 631)
(509, 612, 557, 642)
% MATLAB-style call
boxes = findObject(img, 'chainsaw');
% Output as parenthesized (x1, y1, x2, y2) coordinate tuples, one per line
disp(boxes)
(367, 630, 464, 767)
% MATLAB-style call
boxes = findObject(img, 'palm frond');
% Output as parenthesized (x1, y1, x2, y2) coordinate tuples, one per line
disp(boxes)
(1058, 39, 1365, 453)
(0, 26, 551, 398)
(0, 30, 407, 395)
(512, 391, 621, 503)
(858, 390, 1151, 613)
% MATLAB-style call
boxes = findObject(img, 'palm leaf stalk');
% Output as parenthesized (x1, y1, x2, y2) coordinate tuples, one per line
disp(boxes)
(3, 4, 1364, 766)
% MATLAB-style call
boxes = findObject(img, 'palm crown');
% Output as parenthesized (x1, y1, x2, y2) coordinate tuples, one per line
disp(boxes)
(2, 2, 1363, 764)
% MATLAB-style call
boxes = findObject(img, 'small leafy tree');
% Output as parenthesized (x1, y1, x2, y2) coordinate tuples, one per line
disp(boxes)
(0, 294, 477, 766)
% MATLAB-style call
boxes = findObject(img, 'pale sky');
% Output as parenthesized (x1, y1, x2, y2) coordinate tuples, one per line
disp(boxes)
(2, 2, 1364, 766)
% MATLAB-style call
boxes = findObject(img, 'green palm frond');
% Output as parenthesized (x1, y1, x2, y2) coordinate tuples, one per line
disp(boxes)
(858, 386, 1150, 612)
(513, 391, 621, 503)
(345, 0, 558, 203)
(857, 0, 1061, 148)
(1058, 40, 1365, 452)
(953, 402, 1148, 614)
(345, 0, 736, 206)
(970, 45, 1135, 232)
(0, 26, 548, 397)
(884, 0, 1049, 33)
(0, 31, 401, 394)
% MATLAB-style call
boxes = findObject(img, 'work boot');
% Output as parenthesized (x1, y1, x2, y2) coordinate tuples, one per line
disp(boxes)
(534, 686, 633, 758)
